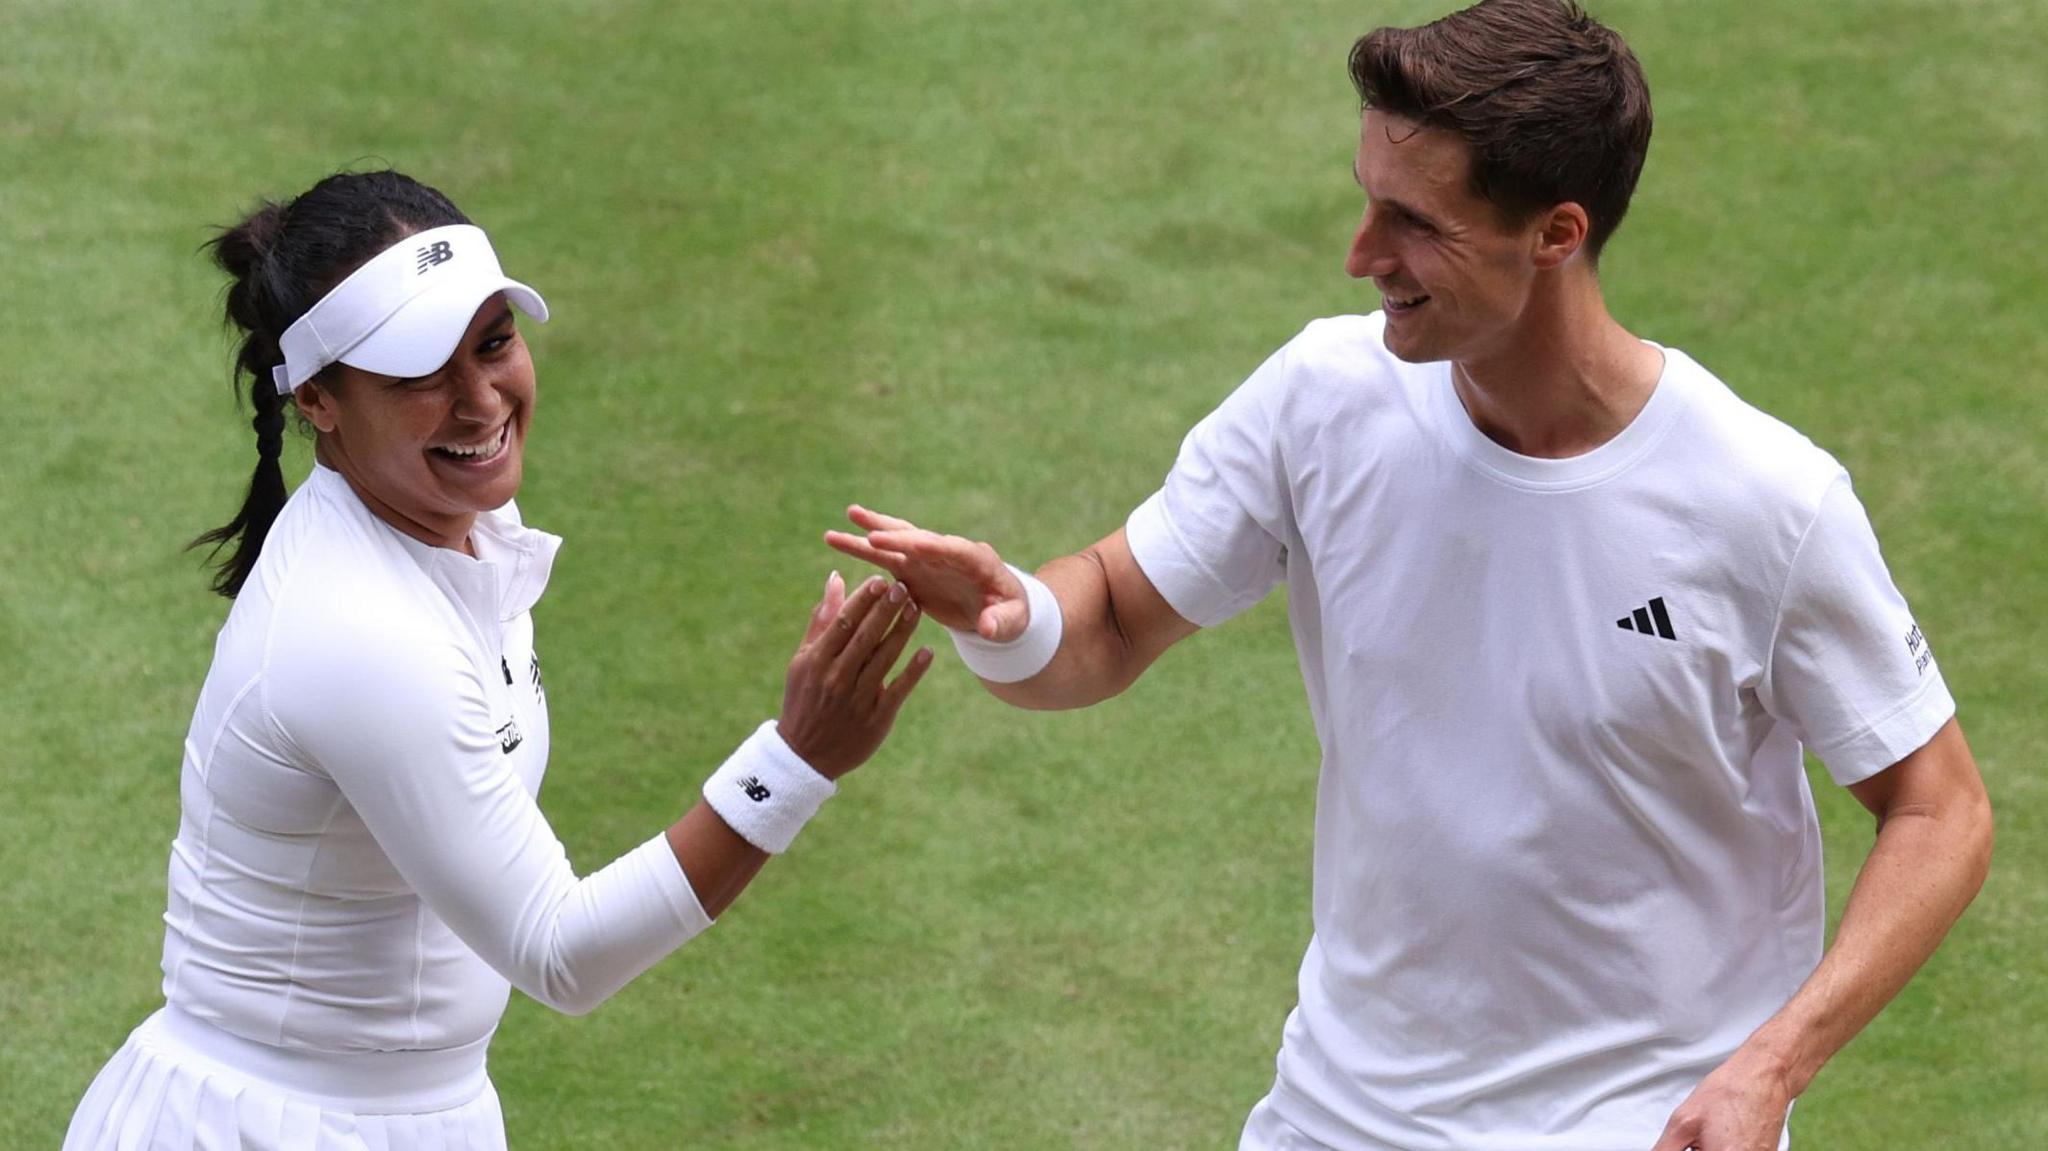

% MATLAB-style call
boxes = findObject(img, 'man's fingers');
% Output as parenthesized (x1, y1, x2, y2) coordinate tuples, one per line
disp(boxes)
(823, 530, 910, 572)
(857, 599, 922, 695)
(813, 576, 887, 661)
(865, 531, 994, 578)
(978, 597, 1031, 643)
(847, 504, 917, 532)
(880, 647, 936, 715)
(1648, 1114, 1700, 1151)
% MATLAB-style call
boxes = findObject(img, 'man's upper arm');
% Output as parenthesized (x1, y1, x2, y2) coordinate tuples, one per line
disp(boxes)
(1761, 474, 1955, 786)
(997, 526, 1201, 711)
(1088, 525, 1202, 669)
(1116, 340, 1295, 630)
(1009, 332, 1296, 707)
(1844, 717, 1990, 828)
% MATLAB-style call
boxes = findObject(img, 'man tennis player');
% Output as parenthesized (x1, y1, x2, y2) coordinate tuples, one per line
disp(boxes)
(825, 2, 1993, 1148)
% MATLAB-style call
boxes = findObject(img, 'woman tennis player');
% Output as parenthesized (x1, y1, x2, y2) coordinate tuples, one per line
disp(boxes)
(64, 169, 932, 1149)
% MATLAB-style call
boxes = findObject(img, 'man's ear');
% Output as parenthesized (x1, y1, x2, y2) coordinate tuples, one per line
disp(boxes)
(1532, 202, 1590, 270)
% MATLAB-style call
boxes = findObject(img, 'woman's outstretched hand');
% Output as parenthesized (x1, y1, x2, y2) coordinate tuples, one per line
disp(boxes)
(776, 571, 933, 779)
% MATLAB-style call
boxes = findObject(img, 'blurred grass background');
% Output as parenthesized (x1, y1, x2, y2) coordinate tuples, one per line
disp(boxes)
(2, 0, 2041, 1145)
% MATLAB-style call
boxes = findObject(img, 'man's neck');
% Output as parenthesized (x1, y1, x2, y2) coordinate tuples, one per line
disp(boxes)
(1450, 274, 1665, 459)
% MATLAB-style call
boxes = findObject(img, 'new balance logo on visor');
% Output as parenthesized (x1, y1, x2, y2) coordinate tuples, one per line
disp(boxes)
(1616, 596, 1678, 640)
(740, 776, 771, 802)
(415, 240, 455, 273)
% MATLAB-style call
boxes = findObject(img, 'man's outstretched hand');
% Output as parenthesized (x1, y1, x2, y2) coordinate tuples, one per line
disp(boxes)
(825, 506, 1030, 642)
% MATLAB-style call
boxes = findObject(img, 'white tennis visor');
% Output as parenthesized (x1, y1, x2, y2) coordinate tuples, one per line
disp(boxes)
(271, 223, 549, 394)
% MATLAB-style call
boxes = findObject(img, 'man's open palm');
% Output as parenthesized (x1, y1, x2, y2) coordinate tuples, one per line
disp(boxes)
(825, 505, 1030, 641)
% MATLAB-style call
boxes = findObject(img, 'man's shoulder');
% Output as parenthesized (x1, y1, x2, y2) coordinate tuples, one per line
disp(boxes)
(1280, 312, 1403, 380)
(1250, 311, 1428, 426)
(1662, 347, 1848, 509)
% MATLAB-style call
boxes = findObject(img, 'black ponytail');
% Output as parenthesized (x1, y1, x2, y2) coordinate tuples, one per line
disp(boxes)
(190, 171, 470, 598)
(191, 201, 294, 598)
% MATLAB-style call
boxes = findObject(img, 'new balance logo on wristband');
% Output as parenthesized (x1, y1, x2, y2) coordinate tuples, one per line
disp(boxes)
(415, 240, 454, 272)
(1615, 596, 1678, 641)
(740, 776, 771, 802)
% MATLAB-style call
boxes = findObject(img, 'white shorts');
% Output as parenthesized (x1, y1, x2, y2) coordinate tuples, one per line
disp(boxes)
(64, 1008, 506, 1151)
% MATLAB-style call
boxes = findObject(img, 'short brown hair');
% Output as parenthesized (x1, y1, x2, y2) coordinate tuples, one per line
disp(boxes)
(1349, 0, 1652, 261)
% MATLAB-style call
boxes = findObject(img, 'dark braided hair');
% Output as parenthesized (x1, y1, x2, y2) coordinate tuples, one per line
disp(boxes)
(192, 171, 470, 598)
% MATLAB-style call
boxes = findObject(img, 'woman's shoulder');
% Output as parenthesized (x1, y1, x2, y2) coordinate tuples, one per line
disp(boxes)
(240, 478, 477, 710)
(256, 580, 483, 766)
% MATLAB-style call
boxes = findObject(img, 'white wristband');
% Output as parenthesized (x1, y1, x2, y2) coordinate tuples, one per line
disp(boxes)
(702, 720, 837, 854)
(948, 564, 1063, 684)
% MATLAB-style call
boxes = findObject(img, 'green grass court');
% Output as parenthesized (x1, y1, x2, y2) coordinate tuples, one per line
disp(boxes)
(3, 0, 2042, 1145)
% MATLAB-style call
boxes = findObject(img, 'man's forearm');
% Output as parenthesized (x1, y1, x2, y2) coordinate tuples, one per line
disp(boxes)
(1738, 768, 1993, 1095)
(983, 549, 1144, 711)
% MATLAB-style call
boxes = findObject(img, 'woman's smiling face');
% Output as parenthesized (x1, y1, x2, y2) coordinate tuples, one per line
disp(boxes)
(297, 293, 536, 550)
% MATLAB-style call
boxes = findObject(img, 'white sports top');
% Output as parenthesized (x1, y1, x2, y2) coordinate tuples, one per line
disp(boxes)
(159, 465, 710, 1085)
(1126, 314, 1955, 1151)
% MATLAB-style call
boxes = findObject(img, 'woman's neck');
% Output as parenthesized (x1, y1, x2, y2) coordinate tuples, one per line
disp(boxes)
(314, 441, 478, 556)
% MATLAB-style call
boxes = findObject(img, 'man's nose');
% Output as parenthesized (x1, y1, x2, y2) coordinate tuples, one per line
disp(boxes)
(1345, 209, 1397, 280)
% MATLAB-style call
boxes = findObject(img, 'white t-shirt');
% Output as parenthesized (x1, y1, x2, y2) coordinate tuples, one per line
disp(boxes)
(159, 464, 712, 1065)
(1125, 314, 1955, 1151)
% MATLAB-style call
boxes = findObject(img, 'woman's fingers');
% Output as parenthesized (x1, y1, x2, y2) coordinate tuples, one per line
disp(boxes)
(857, 597, 923, 695)
(811, 576, 888, 662)
(836, 583, 908, 678)
(796, 570, 846, 652)
(880, 648, 936, 717)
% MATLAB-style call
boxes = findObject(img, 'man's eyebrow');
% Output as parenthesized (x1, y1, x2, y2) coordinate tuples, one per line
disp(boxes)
(1364, 189, 1438, 228)
(481, 305, 515, 331)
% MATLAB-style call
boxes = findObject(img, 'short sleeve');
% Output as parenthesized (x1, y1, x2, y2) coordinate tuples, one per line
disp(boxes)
(1125, 340, 1293, 628)
(1759, 474, 1956, 786)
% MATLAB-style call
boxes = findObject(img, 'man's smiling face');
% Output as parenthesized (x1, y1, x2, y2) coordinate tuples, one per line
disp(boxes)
(1345, 108, 1548, 364)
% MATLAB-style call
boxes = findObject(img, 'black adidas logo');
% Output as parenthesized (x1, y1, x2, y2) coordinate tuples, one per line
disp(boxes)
(1616, 596, 1677, 641)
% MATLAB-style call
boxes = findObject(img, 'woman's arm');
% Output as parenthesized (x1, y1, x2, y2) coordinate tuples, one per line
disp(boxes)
(272, 574, 928, 1015)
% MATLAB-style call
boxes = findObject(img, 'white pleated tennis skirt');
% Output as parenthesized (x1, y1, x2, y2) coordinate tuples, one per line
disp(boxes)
(64, 1007, 506, 1151)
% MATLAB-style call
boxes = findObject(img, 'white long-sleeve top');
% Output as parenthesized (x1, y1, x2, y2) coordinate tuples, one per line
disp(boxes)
(159, 464, 711, 1060)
